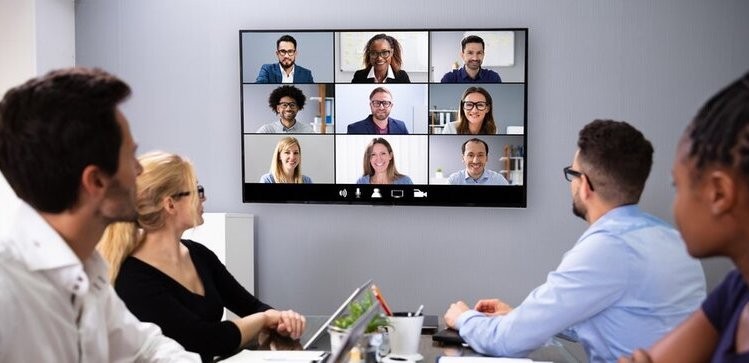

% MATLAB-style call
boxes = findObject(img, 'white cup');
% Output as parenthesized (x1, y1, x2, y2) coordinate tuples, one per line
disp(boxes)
(386, 312, 423, 357)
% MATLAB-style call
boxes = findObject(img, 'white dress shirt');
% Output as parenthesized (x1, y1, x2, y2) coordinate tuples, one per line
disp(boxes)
(0, 201, 200, 362)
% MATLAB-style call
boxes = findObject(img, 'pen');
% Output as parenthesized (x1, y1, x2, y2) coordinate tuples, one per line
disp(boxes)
(371, 284, 393, 316)
(415, 304, 424, 317)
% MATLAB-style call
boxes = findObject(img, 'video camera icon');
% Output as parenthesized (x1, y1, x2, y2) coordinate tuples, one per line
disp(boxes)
(413, 189, 427, 198)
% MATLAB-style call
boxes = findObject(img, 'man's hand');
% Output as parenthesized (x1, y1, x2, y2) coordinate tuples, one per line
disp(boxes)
(444, 301, 470, 329)
(474, 299, 513, 316)
(618, 349, 654, 363)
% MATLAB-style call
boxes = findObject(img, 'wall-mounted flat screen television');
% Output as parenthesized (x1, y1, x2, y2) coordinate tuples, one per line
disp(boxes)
(240, 28, 527, 207)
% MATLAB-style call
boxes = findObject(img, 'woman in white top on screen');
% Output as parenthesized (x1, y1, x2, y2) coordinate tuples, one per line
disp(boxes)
(260, 136, 313, 183)
(356, 137, 413, 185)
(442, 86, 499, 134)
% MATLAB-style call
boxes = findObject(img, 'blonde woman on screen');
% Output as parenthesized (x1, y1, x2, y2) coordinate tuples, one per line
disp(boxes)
(259, 136, 312, 183)
(356, 137, 413, 184)
(99, 151, 305, 362)
(442, 86, 499, 134)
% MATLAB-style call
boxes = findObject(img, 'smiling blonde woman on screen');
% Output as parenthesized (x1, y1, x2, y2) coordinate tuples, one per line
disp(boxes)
(356, 137, 413, 185)
(259, 136, 312, 183)
(98, 151, 305, 362)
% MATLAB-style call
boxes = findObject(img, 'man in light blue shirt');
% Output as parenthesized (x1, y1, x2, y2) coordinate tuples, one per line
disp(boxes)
(444, 120, 706, 362)
(447, 138, 509, 185)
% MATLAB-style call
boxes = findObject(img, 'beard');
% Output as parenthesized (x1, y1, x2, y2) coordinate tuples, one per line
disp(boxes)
(100, 178, 139, 223)
(571, 192, 587, 221)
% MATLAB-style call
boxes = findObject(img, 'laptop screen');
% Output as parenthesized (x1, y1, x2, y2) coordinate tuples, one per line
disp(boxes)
(303, 279, 373, 350)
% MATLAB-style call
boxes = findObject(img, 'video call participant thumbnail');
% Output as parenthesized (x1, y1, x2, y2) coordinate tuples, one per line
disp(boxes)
(259, 137, 313, 183)
(444, 120, 705, 362)
(256, 34, 314, 84)
(256, 85, 314, 133)
(352, 33, 411, 84)
(448, 138, 508, 185)
(347, 87, 409, 134)
(356, 137, 413, 184)
(441, 35, 502, 83)
(442, 86, 499, 135)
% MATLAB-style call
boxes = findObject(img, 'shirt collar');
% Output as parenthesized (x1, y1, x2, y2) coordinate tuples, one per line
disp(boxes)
(366, 65, 395, 83)
(281, 119, 299, 132)
(462, 169, 487, 182)
(460, 66, 483, 81)
(2, 200, 109, 296)
(579, 204, 642, 241)
(278, 63, 295, 83)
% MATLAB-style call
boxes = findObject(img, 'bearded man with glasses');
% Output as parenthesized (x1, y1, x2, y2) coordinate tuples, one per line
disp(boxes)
(444, 120, 706, 362)
(256, 34, 314, 84)
(347, 87, 409, 134)
(256, 85, 314, 133)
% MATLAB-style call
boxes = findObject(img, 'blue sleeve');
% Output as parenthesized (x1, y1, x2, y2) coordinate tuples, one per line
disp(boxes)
(356, 176, 368, 184)
(396, 175, 413, 185)
(303, 175, 313, 184)
(259, 173, 273, 183)
(256, 64, 271, 83)
(456, 234, 631, 357)
(447, 172, 460, 185)
(441, 71, 454, 83)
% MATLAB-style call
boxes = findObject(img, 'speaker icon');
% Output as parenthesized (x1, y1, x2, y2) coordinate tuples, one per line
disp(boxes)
(338, 189, 348, 198)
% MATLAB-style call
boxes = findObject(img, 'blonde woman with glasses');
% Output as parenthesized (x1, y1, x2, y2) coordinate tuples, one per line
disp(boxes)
(99, 151, 305, 362)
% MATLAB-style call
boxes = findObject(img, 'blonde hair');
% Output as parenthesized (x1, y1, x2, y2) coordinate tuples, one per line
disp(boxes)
(98, 151, 200, 281)
(270, 137, 304, 183)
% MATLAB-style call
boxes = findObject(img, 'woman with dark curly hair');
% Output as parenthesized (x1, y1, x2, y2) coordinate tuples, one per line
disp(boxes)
(351, 33, 410, 84)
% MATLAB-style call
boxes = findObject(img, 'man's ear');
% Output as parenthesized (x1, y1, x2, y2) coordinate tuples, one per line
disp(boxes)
(706, 169, 736, 216)
(579, 174, 594, 200)
(79, 165, 110, 199)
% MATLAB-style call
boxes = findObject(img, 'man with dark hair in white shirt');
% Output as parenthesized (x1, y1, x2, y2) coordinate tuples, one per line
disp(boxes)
(0, 68, 199, 362)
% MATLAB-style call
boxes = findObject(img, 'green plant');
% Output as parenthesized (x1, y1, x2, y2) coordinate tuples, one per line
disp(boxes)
(331, 292, 389, 333)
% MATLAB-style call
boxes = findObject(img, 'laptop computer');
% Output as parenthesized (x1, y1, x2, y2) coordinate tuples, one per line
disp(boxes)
(221, 287, 380, 363)
(302, 279, 374, 350)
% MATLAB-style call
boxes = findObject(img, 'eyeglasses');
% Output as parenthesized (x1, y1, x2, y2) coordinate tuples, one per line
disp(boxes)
(370, 100, 393, 108)
(368, 49, 392, 58)
(462, 101, 490, 111)
(278, 102, 298, 109)
(172, 185, 205, 200)
(277, 49, 296, 56)
(563, 166, 595, 191)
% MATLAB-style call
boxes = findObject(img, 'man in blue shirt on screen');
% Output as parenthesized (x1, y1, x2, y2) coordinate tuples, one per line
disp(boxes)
(448, 138, 508, 185)
(443, 120, 706, 362)
(256, 35, 314, 84)
(440, 35, 502, 83)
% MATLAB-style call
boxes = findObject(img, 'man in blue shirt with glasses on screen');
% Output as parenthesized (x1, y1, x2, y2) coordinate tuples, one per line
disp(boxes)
(444, 120, 706, 362)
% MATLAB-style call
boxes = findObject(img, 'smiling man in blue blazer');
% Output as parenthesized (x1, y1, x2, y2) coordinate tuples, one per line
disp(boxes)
(256, 35, 314, 84)
(347, 87, 409, 134)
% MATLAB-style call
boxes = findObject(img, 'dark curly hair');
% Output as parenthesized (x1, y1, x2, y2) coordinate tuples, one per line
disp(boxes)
(267, 85, 306, 114)
(362, 33, 404, 73)
(577, 119, 653, 205)
(0, 67, 131, 213)
(686, 72, 749, 180)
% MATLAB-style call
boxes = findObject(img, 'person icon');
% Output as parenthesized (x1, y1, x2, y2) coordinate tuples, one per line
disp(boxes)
(371, 188, 382, 198)
(440, 35, 502, 83)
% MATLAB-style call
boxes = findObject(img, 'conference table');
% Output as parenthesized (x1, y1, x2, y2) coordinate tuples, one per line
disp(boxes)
(243, 316, 586, 363)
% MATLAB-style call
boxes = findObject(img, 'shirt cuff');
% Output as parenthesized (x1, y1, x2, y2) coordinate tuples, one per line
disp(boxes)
(455, 309, 483, 330)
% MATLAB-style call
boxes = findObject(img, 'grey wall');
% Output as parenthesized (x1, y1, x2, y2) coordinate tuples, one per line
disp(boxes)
(75, 0, 746, 316)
